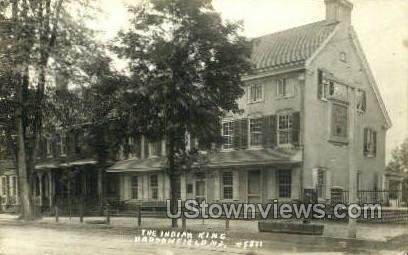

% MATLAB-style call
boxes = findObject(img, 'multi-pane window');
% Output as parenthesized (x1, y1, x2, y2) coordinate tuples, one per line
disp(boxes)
(249, 118, 262, 147)
(46, 136, 52, 157)
(1, 176, 7, 196)
(316, 169, 326, 199)
(278, 113, 293, 145)
(356, 89, 366, 112)
(332, 104, 348, 138)
(222, 121, 234, 150)
(277, 78, 294, 98)
(60, 132, 67, 156)
(222, 172, 233, 200)
(10, 176, 17, 196)
(364, 128, 377, 157)
(278, 170, 291, 198)
(131, 176, 138, 199)
(150, 141, 161, 157)
(150, 175, 159, 200)
(248, 83, 263, 103)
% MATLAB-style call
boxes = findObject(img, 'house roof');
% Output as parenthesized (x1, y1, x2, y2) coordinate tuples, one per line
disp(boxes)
(251, 20, 339, 71)
(106, 148, 301, 173)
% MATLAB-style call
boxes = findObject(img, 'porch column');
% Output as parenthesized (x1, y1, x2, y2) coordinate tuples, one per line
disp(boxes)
(97, 169, 103, 207)
(233, 170, 239, 201)
(163, 174, 170, 200)
(180, 173, 187, 201)
(38, 173, 43, 207)
(48, 170, 53, 208)
(143, 175, 149, 200)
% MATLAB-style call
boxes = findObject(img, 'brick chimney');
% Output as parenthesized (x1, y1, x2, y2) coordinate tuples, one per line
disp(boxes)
(325, 0, 353, 25)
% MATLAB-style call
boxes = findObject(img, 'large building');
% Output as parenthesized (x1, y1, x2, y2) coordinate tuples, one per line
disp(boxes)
(106, 0, 391, 206)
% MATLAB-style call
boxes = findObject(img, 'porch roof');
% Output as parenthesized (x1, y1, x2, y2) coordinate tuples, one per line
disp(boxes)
(106, 148, 301, 173)
(35, 159, 97, 170)
(107, 157, 166, 173)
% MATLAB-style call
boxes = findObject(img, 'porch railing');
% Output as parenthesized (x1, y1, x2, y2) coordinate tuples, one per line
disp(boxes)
(330, 189, 404, 207)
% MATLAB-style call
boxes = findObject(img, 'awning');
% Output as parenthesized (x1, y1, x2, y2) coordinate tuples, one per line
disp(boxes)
(107, 157, 166, 173)
(207, 148, 302, 168)
(35, 159, 97, 170)
(107, 148, 302, 173)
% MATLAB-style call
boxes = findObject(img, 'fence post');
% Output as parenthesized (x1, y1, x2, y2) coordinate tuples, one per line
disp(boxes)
(106, 205, 110, 225)
(137, 205, 142, 227)
(55, 205, 59, 223)
(181, 210, 186, 231)
(225, 217, 230, 231)
(79, 202, 84, 223)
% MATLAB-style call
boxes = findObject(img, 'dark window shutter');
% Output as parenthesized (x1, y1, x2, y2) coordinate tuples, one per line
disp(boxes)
(292, 112, 301, 146)
(373, 131, 377, 156)
(363, 128, 368, 155)
(144, 139, 149, 158)
(317, 70, 323, 99)
(362, 91, 367, 111)
(240, 119, 248, 149)
(262, 115, 277, 148)
(157, 140, 162, 156)
(233, 120, 242, 150)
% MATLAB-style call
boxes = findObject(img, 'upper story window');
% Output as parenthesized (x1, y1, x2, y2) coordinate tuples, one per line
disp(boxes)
(248, 83, 263, 103)
(46, 135, 53, 158)
(340, 51, 347, 63)
(149, 141, 162, 157)
(364, 128, 377, 157)
(356, 89, 366, 112)
(222, 121, 234, 150)
(278, 113, 293, 145)
(58, 132, 67, 156)
(277, 78, 295, 98)
(249, 118, 263, 147)
(331, 104, 348, 139)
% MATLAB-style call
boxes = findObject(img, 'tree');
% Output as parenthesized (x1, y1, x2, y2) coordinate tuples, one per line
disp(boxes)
(387, 138, 408, 174)
(114, 0, 252, 227)
(0, 0, 99, 220)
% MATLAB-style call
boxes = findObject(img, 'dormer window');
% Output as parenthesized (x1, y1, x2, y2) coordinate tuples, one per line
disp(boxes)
(340, 51, 347, 63)
(248, 83, 263, 103)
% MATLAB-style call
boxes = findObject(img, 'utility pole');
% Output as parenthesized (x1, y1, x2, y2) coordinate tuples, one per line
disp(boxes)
(348, 88, 357, 238)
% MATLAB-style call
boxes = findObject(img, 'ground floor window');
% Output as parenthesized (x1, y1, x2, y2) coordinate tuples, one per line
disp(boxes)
(131, 176, 138, 199)
(1, 176, 7, 196)
(278, 170, 291, 198)
(149, 175, 158, 200)
(222, 172, 233, 200)
(317, 169, 326, 199)
(195, 180, 206, 202)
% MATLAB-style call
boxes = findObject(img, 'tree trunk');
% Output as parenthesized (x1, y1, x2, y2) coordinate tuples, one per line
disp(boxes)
(16, 74, 33, 221)
(168, 133, 178, 228)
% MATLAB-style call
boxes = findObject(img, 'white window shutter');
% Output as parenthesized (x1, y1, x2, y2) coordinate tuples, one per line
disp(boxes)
(213, 170, 220, 201)
(312, 168, 319, 189)
(233, 170, 239, 201)
(325, 171, 331, 200)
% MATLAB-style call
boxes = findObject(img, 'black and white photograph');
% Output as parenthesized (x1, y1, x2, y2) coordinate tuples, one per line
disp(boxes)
(0, 0, 407, 254)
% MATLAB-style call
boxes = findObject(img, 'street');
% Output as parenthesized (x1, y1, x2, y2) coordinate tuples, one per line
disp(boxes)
(0, 220, 407, 255)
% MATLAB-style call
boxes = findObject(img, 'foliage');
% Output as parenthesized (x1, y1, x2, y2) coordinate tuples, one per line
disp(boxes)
(113, 0, 252, 173)
(387, 138, 408, 175)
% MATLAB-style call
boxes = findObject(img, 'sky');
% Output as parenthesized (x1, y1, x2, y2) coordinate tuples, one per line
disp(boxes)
(95, 0, 408, 162)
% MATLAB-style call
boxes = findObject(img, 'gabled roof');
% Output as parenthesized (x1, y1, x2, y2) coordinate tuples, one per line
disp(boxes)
(251, 20, 339, 71)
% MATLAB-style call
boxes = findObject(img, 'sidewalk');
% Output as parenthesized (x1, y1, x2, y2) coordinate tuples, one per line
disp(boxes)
(1, 213, 406, 242)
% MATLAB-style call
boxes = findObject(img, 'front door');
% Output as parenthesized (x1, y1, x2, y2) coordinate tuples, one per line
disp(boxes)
(195, 180, 206, 203)
(247, 170, 261, 203)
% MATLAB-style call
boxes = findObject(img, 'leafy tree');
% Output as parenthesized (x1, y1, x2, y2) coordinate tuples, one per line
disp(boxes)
(114, 0, 252, 227)
(387, 138, 408, 174)
(0, 0, 100, 220)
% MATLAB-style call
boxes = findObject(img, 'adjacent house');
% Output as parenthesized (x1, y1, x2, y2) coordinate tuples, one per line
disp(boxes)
(107, 0, 391, 206)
